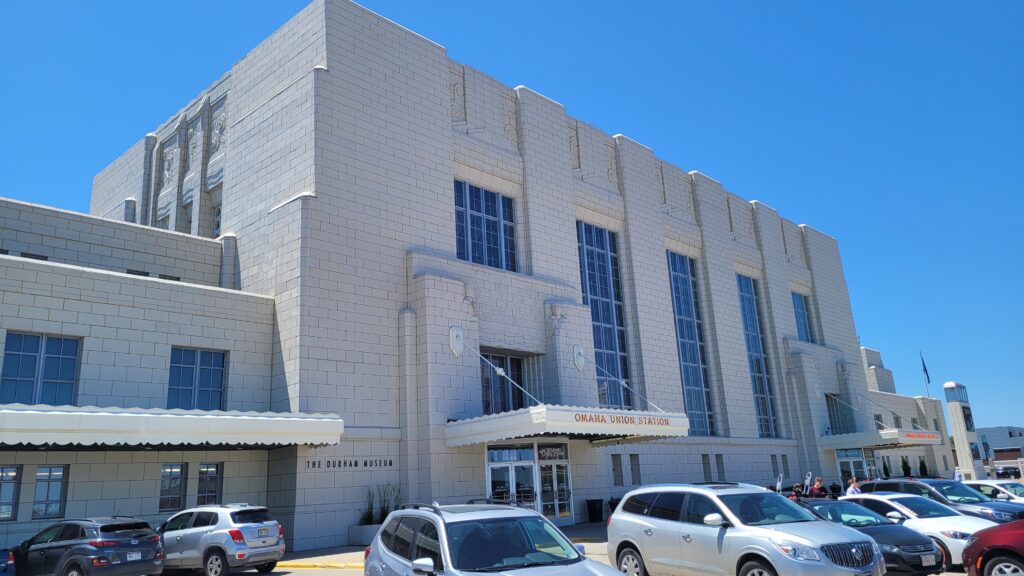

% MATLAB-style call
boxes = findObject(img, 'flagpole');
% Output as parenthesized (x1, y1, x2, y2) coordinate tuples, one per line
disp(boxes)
(919, 351, 931, 399)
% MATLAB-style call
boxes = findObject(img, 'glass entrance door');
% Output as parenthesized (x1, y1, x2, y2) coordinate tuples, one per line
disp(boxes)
(488, 463, 536, 508)
(540, 463, 572, 525)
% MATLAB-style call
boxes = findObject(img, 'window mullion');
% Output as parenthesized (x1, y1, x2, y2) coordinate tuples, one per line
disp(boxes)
(34, 336, 46, 405)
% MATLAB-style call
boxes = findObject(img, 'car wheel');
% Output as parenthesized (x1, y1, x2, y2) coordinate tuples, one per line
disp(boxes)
(738, 559, 777, 576)
(985, 556, 1024, 575)
(64, 564, 83, 576)
(256, 562, 277, 574)
(617, 547, 646, 576)
(930, 538, 951, 572)
(204, 550, 228, 576)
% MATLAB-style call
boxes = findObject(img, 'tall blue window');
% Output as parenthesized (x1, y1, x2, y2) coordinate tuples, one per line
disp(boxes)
(738, 275, 778, 438)
(792, 292, 815, 343)
(577, 221, 632, 408)
(1, 332, 79, 406)
(667, 252, 715, 436)
(454, 180, 517, 272)
(168, 347, 226, 410)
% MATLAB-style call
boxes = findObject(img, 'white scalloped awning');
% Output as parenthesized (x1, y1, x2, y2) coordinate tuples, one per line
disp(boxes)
(446, 404, 689, 447)
(818, 428, 943, 451)
(0, 404, 344, 447)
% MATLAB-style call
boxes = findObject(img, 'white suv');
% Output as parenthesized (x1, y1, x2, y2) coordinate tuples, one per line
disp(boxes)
(607, 483, 885, 576)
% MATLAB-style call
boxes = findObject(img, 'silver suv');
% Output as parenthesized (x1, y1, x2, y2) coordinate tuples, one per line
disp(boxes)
(159, 504, 285, 576)
(607, 483, 885, 576)
(365, 503, 620, 576)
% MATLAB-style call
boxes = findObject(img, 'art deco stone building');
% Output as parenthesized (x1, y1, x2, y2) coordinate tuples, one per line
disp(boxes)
(0, 0, 953, 550)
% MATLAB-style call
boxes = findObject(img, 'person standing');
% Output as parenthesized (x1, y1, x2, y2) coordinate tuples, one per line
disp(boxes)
(846, 478, 861, 496)
(809, 477, 826, 498)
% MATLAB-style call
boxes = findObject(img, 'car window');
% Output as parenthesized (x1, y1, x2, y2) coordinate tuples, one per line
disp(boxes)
(192, 512, 218, 528)
(231, 509, 274, 524)
(683, 494, 722, 524)
(411, 521, 443, 569)
(905, 483, 931, 497)
(391, 517, 421, 560)
(445, 516, 580, 571)
(854, 499, 896, 516)
(380, 518, 401, 550)
(719, 492, 817, 526)
(57, 524, 84, 542)
(621, 492, 657, 516)
(100, 522, 151, 534)
(930, 482, 990, 504)
(30, 524, 64, 545)
(873, 482, 901, 492)
(649, 493, 685, 521)
(973, 485, 999, 498)
(164, 513, 193, 533)
(1002, 483, 1024, 497)
(811, 501, 889, 527)
(893, 496, 957, 518)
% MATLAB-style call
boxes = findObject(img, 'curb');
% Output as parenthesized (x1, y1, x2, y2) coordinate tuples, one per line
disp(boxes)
(278, 562, 365, 569)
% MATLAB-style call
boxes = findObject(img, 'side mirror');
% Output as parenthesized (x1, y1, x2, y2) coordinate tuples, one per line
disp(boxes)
(996, 493, 1011, 500)
(157, 523, 166, 533)
(886, 511, 905, 522)
(574, 544, 587, 556)
(411, 558, 435, 575)
(704, 513, 728, 527)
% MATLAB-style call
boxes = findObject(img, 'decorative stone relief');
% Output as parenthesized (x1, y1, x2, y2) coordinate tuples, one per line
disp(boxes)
(449, 326, 465, 357)
(463, 286, 478, 317)
(160, 139, 178, 191)
(572, 345, 586, 373)
(449, 65, 466, 123)
(502, 94, 518, 149)
(186, 117, 203, 173)
(604, 143, 618, 186)
(548, 304, 567, 333)
(568, 122, 581, 170)
(209, 100, 227, 155)
(655, 162, 666, 203)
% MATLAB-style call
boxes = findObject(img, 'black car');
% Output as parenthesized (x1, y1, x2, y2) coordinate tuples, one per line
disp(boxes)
(799, 499, 943, 575)
(996, 466, 1022, 479)
(860, 478, 1024, 523)
(13, 518, 164, 576)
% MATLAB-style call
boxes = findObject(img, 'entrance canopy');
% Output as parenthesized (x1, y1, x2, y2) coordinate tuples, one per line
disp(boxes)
(446, 404, 689, 447)
(0, 404, 344, 448)
(819, 428, 942, 451)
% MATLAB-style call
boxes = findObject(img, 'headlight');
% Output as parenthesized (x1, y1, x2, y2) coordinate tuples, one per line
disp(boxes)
(940, 530, 970, 540)
(878, 543, 899, 553)
(773, 540, 821, 561)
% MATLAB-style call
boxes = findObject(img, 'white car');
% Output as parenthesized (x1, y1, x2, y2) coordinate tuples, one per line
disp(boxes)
(965, 480, 1024, 504)
(841, 493, 996, 570)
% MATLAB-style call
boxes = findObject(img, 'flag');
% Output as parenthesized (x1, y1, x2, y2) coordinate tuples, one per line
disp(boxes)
(920, 352, 931, 384)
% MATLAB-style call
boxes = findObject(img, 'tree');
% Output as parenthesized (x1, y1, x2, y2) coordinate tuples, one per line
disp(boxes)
(902, 457, 912, 477)
(882, 461, 891, 478)
(919, 459, 929, 477)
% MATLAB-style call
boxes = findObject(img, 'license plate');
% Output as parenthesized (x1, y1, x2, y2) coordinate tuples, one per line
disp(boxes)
(921, 555, 936, 567)
(258, 527, 269, 537)
(126, 552, 142, 562)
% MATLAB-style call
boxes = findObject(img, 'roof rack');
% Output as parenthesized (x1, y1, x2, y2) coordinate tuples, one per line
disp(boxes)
(465, 498, 532, 509)
(401, 502, 444, 516)
(692, 482, 739, 486)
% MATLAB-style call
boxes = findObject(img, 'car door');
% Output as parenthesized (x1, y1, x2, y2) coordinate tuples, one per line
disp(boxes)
(160, 512, 194, 567)
(179, 512, 218, 568)
(973, 484, 1003, 500)
(409, 519, 444, 572)
(678, 494, 727, 576)
(25, 524, 63, 576)
(44, 524, 83, 576)
(643, 492, 687, 576)
(381, 517, 420, 576)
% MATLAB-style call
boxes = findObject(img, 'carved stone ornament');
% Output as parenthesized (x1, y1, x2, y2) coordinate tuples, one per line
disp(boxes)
(568, 123, 581, 170)
(210, 107, 227, 154)
(573, 344, 586, 373)
(605, 144, 618, 185)
(187, 119, 203, 171)
(449, 326, 465, 357)
(450, 67, 466, 122)
(502, 96, 517, 148)
(162, 144, 178, 189)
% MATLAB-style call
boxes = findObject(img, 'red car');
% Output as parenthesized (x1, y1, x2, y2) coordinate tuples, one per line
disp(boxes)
(963, 519, 1024, 576)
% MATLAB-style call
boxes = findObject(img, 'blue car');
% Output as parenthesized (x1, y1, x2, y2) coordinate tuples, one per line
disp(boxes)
(1, 549, 15, 576)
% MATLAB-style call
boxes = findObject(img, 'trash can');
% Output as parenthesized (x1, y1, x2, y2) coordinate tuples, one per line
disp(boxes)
(585, 499, 603, 523)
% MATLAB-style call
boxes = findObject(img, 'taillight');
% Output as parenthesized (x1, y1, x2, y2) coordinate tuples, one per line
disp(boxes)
(155, 550, 166, 561)
(606, 515, 612, 527)
(148, 535, 162, 543)
(92, 558, 110, 567)
(279, 525, 285, 539)
(228, 529, 246, 544)
(6, 552, 13, 565)
(88, 540, 118, 548)
(364, 546, 372, 560)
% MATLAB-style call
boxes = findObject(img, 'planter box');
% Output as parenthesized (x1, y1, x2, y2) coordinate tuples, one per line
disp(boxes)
(349, 524, 382, 546)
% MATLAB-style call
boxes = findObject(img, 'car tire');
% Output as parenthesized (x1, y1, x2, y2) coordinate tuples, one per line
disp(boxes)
(256, 562, 277, 574)
(64, 564, 83, 576)
(984, 555, 1024, 575)
(204, 550, 229, 576)
(930, 538, 952, 572)
(617, 547, 646, 576)
(738, 559, 777, 576)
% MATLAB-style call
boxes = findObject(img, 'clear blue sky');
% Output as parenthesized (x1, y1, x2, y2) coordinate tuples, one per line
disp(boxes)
(1, 1, 1021, 428)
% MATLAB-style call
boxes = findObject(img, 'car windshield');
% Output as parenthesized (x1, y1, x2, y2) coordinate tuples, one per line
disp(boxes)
(719, 492, 818, 526)
(808, 501, 891, 528)
(231, 509, 275, 524)
(1002, 483, 1024, 497)
(894, 496, 957, 518)
(929, 482, 990, 504)
(446, 516, 581, 572)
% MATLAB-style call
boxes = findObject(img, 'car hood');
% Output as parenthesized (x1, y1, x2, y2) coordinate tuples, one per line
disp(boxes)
(462, 559, 621, 576)
(954, 501, 1024, 515)
(855, 524, 932, 547)
(907, 514, 998, 535)
(757, 520, 867, 545)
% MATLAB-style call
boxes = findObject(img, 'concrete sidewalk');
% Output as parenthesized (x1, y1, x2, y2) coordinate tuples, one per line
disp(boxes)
(278, 523, 610, 570)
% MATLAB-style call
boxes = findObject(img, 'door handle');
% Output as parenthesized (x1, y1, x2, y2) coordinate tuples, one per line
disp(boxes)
(643, 528, 653, 536)
(176, 536, 183, 540)
(681, 534, 692, 543)
(64, 546, 72, 550)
